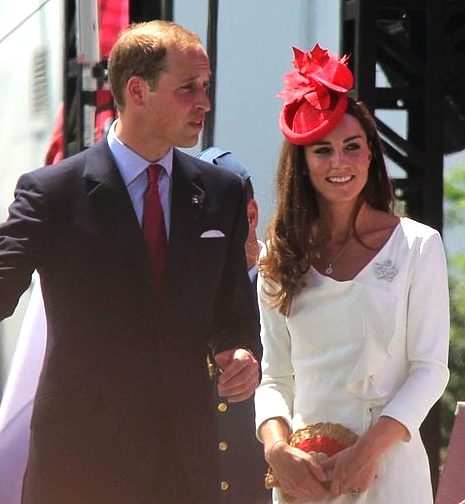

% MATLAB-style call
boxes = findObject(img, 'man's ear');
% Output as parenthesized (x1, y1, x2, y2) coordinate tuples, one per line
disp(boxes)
(126, 76, 147, 106)
(247, 198, 259, 230)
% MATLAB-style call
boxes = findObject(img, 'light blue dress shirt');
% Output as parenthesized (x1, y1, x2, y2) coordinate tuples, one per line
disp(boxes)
(106, 120, 173, 238)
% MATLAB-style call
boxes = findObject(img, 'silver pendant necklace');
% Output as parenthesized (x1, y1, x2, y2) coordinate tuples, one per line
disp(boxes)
(324, 238, 352, 275)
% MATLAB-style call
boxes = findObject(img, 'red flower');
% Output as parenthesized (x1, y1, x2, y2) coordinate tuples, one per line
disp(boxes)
(277, 44, 353, 111)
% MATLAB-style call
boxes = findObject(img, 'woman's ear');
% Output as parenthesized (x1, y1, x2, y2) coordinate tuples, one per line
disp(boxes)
(368, 141, 373, 162)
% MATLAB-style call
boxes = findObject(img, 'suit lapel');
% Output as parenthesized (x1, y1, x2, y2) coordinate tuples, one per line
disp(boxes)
(82, 141, 153, 293)
(80, 144, 207, 300)
(165, 150, 206, 300)
(169, 151, 207, 256)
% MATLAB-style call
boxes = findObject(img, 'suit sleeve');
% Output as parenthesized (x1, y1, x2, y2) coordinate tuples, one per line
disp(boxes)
(210, 183, 260, 355)
(0, 172, 48, 320)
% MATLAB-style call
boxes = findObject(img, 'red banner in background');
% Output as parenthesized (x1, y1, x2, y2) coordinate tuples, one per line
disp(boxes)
(45, 0, 129, 164)
(99, 0, 129, 59)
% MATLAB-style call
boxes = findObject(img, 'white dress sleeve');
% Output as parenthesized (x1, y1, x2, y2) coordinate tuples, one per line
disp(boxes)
(381, 231, 450, 436)
(254, 274, 295, 436)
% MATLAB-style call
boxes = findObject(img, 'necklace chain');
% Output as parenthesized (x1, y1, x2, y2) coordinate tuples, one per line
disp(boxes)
(324, 238, 352, 275)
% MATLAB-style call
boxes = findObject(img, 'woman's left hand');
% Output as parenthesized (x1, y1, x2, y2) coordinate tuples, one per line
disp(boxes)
(321, 415, 409, 497)
(320, 443, 378, 497)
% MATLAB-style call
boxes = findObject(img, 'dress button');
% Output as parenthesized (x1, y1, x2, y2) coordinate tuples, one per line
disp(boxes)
(219, 441, 229, 451)
(220, 481, 230, 491)
(218, 402, 228, 413)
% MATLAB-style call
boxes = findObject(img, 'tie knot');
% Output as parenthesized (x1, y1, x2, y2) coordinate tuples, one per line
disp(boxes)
(147, 164, 163, 184)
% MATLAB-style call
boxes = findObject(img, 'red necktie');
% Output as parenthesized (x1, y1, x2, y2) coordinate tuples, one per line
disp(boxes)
(142, 164, 167, 300)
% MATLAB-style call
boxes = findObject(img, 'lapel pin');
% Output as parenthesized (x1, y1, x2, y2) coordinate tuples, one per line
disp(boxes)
(191, 194, 205, 209)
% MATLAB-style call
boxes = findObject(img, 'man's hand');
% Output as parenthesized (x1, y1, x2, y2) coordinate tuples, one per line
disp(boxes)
(214, 348, 259, 402)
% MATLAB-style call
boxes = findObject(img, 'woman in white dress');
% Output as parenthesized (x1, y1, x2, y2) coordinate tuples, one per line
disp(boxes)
(255, 44, 450, 503)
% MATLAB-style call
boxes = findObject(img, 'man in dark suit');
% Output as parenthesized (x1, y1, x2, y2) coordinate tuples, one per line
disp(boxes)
(0, 20, 259, 504)
(198, 147, 271, 503)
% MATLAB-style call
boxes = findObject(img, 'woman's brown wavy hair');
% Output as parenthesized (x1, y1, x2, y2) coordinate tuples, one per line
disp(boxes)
(260, 98, 395, 315)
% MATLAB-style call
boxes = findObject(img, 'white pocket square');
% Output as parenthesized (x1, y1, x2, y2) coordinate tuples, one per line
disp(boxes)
(200, 229, 225, 238)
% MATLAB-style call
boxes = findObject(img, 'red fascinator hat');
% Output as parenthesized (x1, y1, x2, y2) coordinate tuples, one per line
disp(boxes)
(278, 44, 354, 145)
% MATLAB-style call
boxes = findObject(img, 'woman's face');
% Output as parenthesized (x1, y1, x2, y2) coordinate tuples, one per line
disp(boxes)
(303, 113, 372, 208)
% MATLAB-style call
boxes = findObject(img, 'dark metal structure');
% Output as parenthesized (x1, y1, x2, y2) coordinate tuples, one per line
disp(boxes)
(342, 0, 465, 491)
(342, 0, 465, 230)
(129, 0, 172, 23)
(63, 0, 106, 157)
(202, 0, 219, 150)
(63, 1, 81, 157)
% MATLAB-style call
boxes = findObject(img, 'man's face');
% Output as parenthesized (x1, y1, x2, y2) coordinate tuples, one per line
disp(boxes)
(144, 44, 211, 151)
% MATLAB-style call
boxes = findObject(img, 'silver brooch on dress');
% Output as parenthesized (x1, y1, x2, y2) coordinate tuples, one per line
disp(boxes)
(374, 260, 398, 282)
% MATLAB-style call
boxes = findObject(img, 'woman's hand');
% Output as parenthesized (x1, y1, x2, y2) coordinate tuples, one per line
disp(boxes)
(321, 416, 409, 497)
(267, 441, 331, 500)
(320, 443, 379, 497)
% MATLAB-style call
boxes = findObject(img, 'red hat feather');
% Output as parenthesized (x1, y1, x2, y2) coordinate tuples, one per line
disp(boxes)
(278, 44, 354, 145)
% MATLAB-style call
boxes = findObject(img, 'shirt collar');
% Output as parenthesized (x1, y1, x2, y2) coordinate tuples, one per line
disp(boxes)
(248, 264, 258, 282)
(107, 120, 173, 187)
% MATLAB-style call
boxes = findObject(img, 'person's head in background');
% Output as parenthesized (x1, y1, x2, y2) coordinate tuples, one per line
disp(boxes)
(198, 147, 260, 270)
(108, 20, 211, 160)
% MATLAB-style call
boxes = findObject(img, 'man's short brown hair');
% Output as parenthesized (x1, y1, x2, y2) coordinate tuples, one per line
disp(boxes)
(108, 20, 202, 110)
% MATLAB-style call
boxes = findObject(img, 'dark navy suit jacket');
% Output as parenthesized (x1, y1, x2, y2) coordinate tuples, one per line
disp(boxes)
(214, 271, 271, 504)
(0, 140, 259, 504)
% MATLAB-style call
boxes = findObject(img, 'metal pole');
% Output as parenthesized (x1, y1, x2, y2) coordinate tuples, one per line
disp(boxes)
(202, 0, 219, 150)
